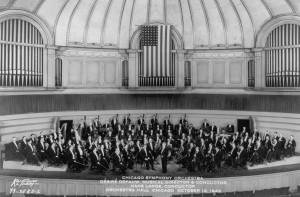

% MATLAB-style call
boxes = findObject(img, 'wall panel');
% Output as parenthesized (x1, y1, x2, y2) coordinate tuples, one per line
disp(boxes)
(86, 61, 100, 85)
(213, 61, 226, 84)
(196, 61, 209, 84)
(229, 61, 243, 84)
(0, 94, 300, 116)
(67, 60, 83, 84)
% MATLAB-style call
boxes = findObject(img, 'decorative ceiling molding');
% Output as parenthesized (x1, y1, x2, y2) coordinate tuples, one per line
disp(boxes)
(284, 0, 296, 14)
(260, 0, 274, 17)
(214, 0, 228, 47)
(229, 0, 245, 46)
(100, 0, 113, 46)
(240, 0, 257, 34)
(83, 0, 97, 45)
(199, 0, 211, 47)
(33, 0, 45, 14)
(66, 0, 81, 45)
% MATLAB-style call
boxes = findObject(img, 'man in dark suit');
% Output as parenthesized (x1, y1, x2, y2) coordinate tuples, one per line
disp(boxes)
(161, 142, 168, 173)
(123, 114, 131, 126)
(111, 116, 118, 135)
(285, 135, 296, 156)
(210, 122, 217, 134)
(112, 148, 126, 174)
(9, 137, 25, 162)
(20, 136, 27, 155)
(202, 119, 210, 130)
(35, 137, 47, 162)
(233, 145, 247, 170)
(278, 133, 286, 151)
(24, 139, 40, 166)
(140, 145, 154, 170)
(227, 123, 234, 133)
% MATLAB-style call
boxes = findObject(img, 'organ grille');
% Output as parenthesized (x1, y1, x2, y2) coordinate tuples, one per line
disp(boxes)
(265, 24, 300, 87)
(0, 19, 44, 87)
(138, 39, 176, 86)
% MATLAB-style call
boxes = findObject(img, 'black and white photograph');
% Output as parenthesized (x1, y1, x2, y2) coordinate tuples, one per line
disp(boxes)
(0, 0, 300, 197)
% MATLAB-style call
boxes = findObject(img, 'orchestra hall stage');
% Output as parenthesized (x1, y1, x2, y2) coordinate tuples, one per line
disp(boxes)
(1, 0, 300, 196)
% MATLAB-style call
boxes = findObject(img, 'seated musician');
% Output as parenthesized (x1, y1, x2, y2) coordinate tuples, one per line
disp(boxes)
(194, 146, 204, 172)
(285, 135, 296, 156)
(57, 139, 66, 164)
(122, 143, 134, 170)
(48, 142, 62, 167)
(251, 141, 264, 164)
(99, 144, 110, 170)
(90, 145, 105, 173)
(227, 123, 234, 133)
(278, 133, 286, 151)
(66, 144, 85, 173)
(246, 138, 254, 161)
(267, 138, 281, 162)
(262, 130, 270, 145)
(240, 127, 247, 137)
(24, 139, 40, 166)
(118, 130, 127, 141)
(225, 142, 238, 166)
(232, 145, 247, 170)
(147, 138, 156, 160)
(262, 135, 272, 157)
(75, 143, 88, 165)
(20, 136, 27, 155)
(140, 145, 154, 170)
(47, 134, 54, 146)
(36, 137, 48, 162)
(9, 137, 26, 163)
(204, 143, 216, 173)
(214, 146, 223, 171)
(30, 134, 37, 146)
(112, 148, 126, 174)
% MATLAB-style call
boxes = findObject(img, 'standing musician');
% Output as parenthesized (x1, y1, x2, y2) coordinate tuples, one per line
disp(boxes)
(123, 114, 131, 126)
(151, 115, 159, 129)
(226, 123, 234, 133)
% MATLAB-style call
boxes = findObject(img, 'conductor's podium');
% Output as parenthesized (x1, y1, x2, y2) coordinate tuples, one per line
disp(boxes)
(3, 160, 67, 172)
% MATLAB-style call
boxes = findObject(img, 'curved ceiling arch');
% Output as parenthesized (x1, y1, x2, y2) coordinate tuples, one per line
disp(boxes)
(1, 0, 299, 49)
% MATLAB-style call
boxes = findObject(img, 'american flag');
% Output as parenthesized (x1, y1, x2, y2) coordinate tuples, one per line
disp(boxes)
(141, 25, 171, 77)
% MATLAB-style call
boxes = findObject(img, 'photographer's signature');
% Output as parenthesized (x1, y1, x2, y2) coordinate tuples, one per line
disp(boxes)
(10, 178, 40, 194)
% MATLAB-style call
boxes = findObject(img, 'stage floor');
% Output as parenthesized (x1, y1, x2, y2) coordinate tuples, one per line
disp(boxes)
(1, 156, 300, 180)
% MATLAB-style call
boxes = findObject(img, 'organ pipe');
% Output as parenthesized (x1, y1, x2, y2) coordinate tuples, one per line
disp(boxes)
(0, 19, 44, 87)
(265, 24, 300, 87)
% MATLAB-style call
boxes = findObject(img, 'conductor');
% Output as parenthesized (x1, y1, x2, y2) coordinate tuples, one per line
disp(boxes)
(161, 142, 168, 173)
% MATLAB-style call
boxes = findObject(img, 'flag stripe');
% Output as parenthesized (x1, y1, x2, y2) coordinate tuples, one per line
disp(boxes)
(142, 25, 171, 78)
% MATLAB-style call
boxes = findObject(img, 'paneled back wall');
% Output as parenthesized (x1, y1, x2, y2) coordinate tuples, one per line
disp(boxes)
(0, 94, 300, 115)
